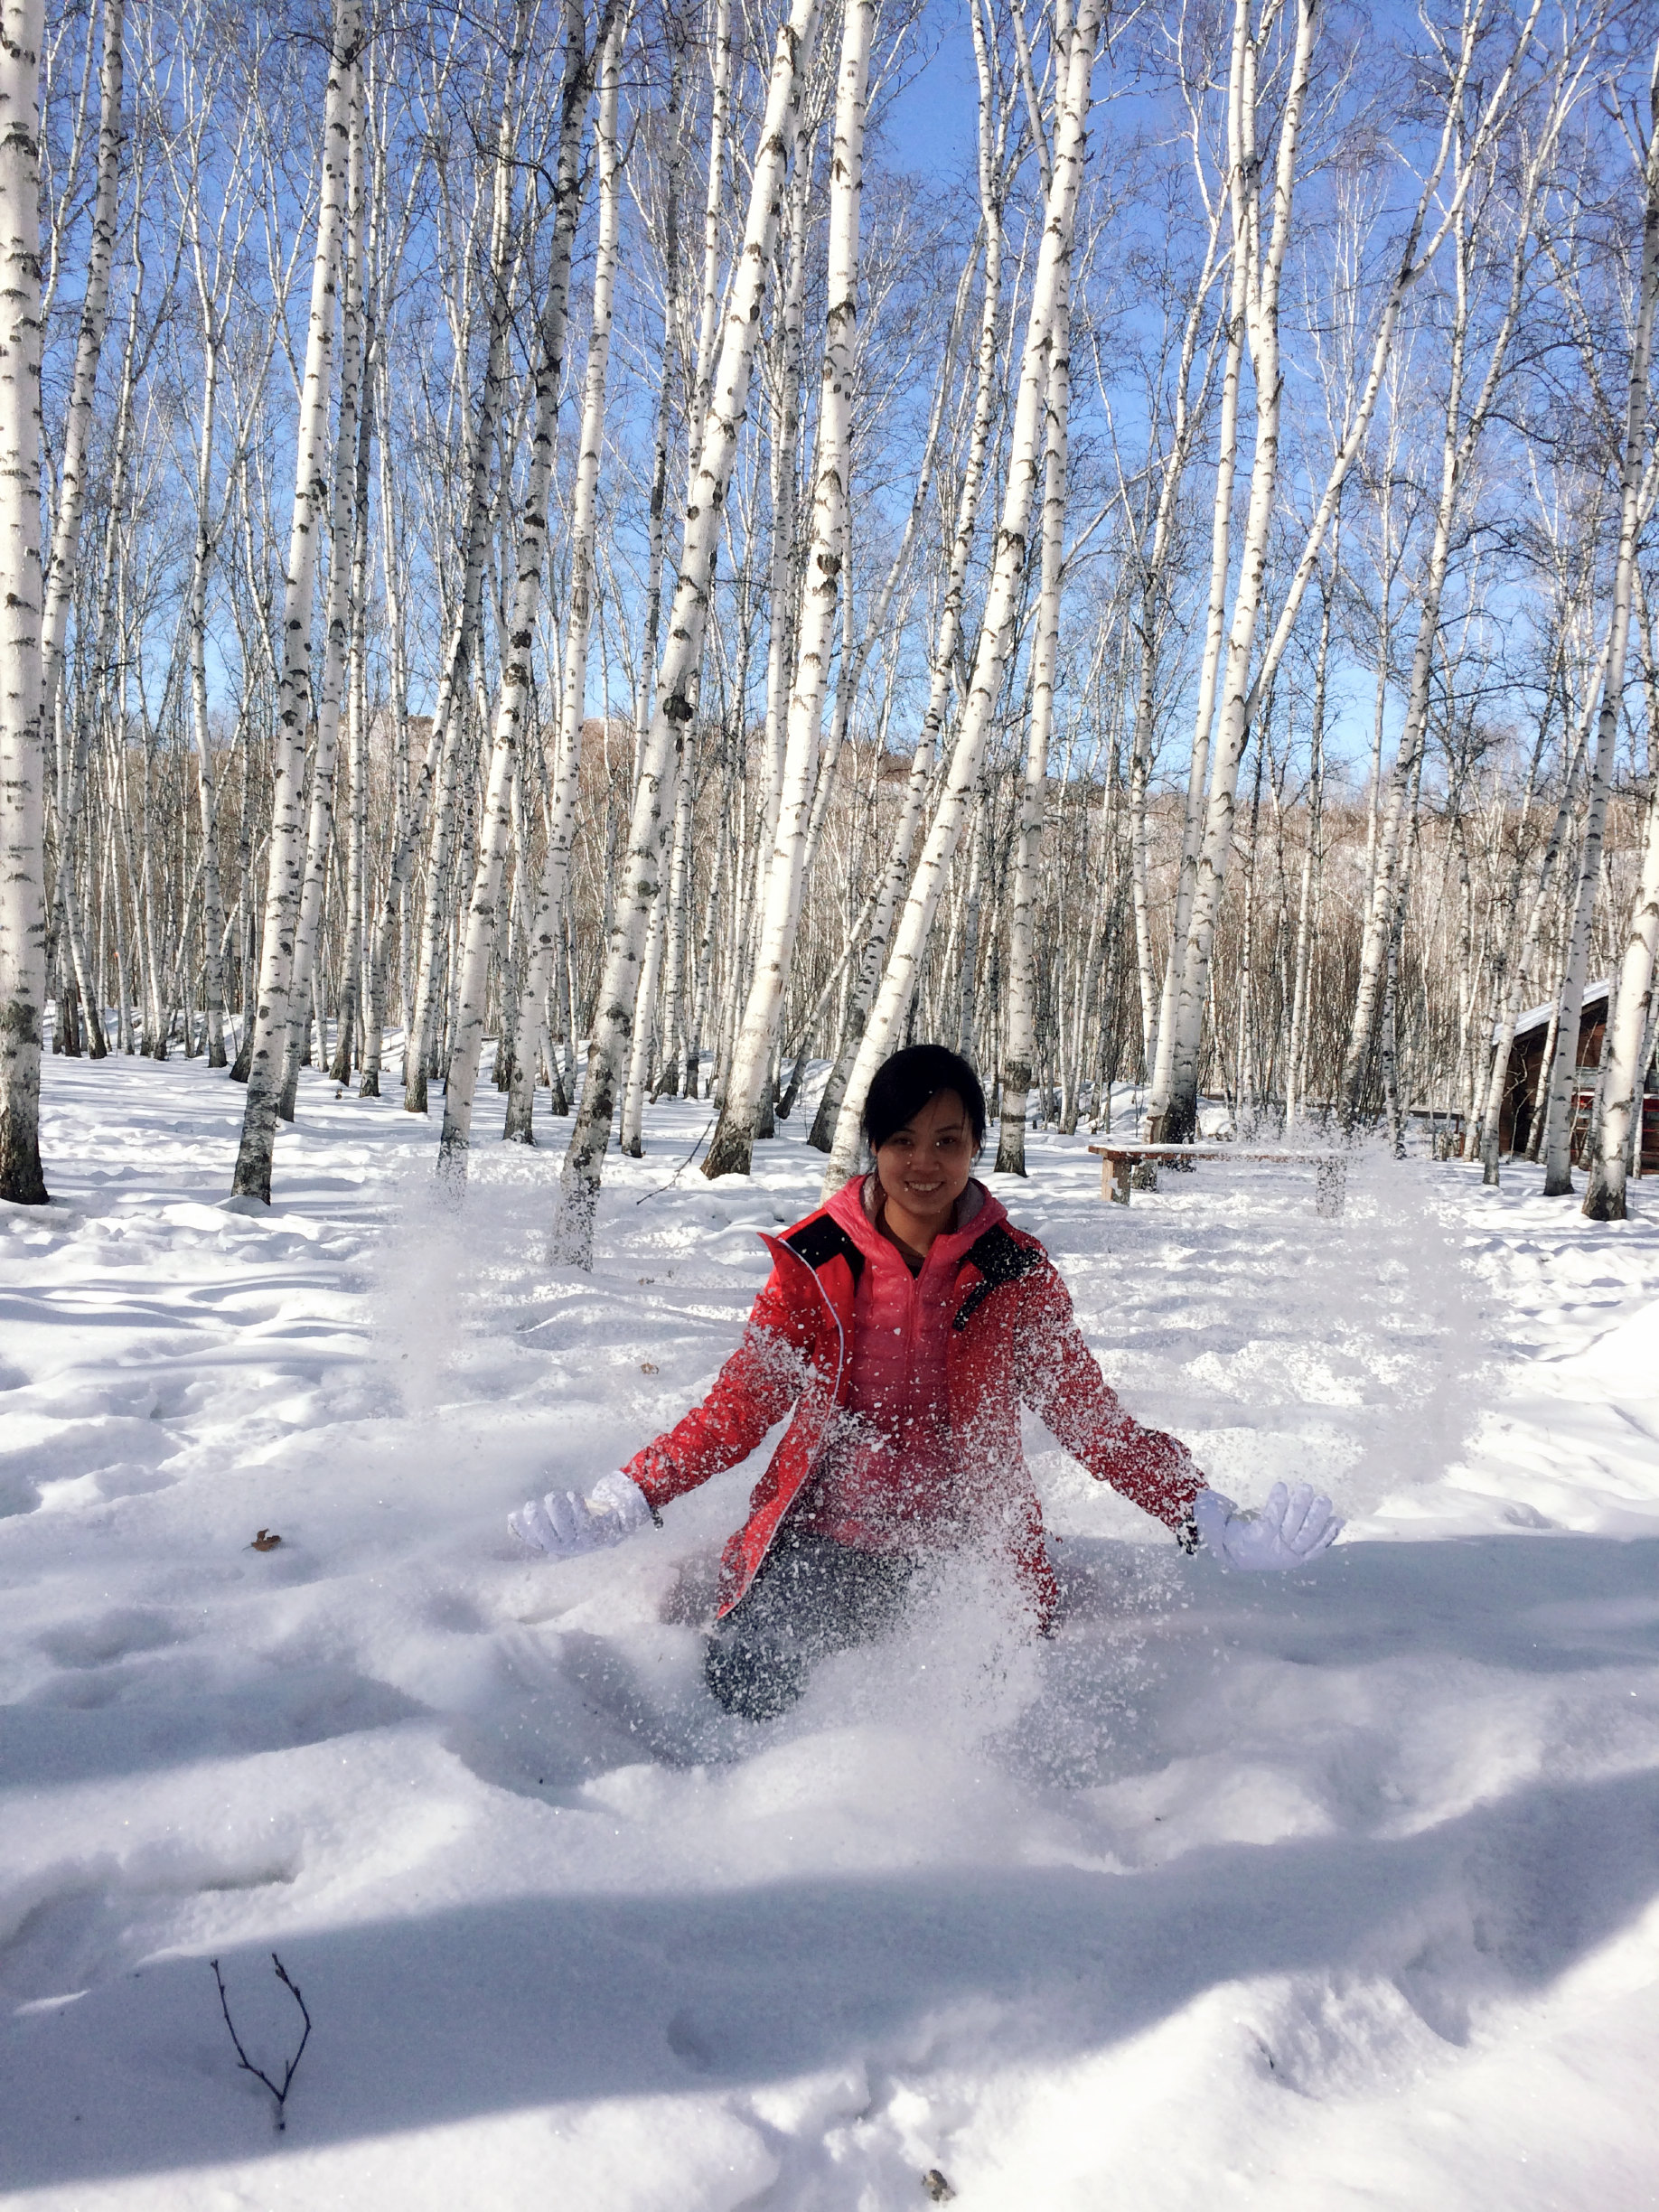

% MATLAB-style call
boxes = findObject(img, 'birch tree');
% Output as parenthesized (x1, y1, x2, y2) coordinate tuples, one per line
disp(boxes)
(702, 0, 871, 1179)
(821, 0, 1104, 1195)
(809, 4, 1015, 1154)
(1538, 57, 1659, 1195)
(1585, 718, 1659, 1216)
(399, 3, 534, 1116)
(1337, 31, 1591, 1131)
(554, 0, 826, 1263)
(996, 266, 1070, 1175)
(39, 0, 121, 1065)
(502, 3, 627, 1147)
(1149, 0, 1546, 1142)
(230, 0, 360, 1204)
(438, 0, 622, 1167)
(0, 0, 47, 1205)
(276, 73, 368, 1121)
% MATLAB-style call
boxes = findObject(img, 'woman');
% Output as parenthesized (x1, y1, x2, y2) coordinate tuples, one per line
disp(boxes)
(512, 1045, 1340, 1719)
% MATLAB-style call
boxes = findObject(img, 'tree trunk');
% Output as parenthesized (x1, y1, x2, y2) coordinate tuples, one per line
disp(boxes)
(820, 0, 1103, 1196)
(705, 0, 871, 1178)
(1285, 565, 1331, 1125)
(0, 0, 48, 1204)
(500, 6, 625, 1148)
(997, 272, 1070, 1175)
(439, 0, 620, 1167)
(1585, 739, 1659, 1219)
(401, 3, 532, 1115)
(276, 80, 368, 1122)
(39, 0, 122, 1065)
(810, 23, 1008, 1157)
(41, 0, 121, 745)
(1155, 0, 1318, 1147)
(330, 333, 375, 1089)
(1541, 102, 1659, 1194)
(230, 0, 361, 1202)
(555, 0, 827, 1264)
(184, 325, 229, 1068)
(1477, 656, 1584, 1183)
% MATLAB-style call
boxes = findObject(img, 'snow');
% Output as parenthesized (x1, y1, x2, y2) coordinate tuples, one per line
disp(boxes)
(4, 1054, 1659, 2210)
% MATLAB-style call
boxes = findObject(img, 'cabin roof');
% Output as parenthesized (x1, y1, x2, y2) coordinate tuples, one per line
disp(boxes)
(1506, 979, 1609, 1044)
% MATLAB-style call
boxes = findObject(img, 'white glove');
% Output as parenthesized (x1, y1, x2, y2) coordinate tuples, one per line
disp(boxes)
(1192, 1483, 1341, 1570)
(508, 1470, 653, 1559)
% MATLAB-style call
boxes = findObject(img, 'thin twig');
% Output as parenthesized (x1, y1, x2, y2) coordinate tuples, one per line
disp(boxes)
(634, 1112, 715, 1204)
(210, 1952, 313, 2131)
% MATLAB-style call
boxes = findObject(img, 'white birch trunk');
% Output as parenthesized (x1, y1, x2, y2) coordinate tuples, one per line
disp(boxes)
(1480, 721, 1586, 1181)
(0, 0, 47, 1204)
(1125, 197, 1227, 1074)
(39, 0, 122, 1064)
(1336, 246, 1473, 1127)
(329, 323, 375, 1088)
(360, 329, 414, 1093)
(555, 0, 826, 1264)
(1538, 174, 1659, 1193)
(500, 6, 625, 1148)
(996, 272, 1070, 1175)
(401, 5, 532, 1115)
(620, 873, 668, 1153)
(820, 0, 1104, 1198)
(687, 0, 734, 476)
(438, 1, 618, 1166)
(704, 0, 870, 1179)
(39, 0, 121, 746)
(1284, 567, 1331, 1126)
(747, 155, 813, 972)
(629, 23, 688, 767)
(1145, 1, 1252, 1115)
(230, 0, 360, 1203)
(1335, 72, 1579, 1130)
(183, 323, 229, 1068)
(808, 53, 1007, 1157)
(276, 79, 368, 1122)
(1233, 0, 1550, 746)
(1154, 0, 1319, 1143)
(652, 755, 696, 1096)
(1586, 625, 1659, 1203)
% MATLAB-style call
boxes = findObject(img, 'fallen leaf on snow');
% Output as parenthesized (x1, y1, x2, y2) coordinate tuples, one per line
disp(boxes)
(251, 1530, 282, 1551)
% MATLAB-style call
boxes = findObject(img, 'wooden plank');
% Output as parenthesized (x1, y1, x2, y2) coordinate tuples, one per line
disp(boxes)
(1083, 1143, 1346, 1218)
(1086, 1145, 1338, 1165)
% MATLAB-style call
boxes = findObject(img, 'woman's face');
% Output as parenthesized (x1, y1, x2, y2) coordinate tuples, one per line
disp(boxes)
(874, 1089, 977, 1228)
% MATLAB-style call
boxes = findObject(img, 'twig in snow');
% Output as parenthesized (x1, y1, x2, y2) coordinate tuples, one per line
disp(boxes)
(211, 1953, 313, 2130)
(634, 1114, 716, 1204)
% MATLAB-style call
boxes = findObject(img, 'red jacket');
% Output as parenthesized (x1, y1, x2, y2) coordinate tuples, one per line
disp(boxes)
(623, 1177, 1205, 1624)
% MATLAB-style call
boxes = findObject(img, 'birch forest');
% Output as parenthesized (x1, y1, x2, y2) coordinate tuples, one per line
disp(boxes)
(7, 0, 1659, 1244)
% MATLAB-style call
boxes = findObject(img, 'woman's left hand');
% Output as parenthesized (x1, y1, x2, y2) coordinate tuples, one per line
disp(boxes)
(1192, 1482, 1342, 1570)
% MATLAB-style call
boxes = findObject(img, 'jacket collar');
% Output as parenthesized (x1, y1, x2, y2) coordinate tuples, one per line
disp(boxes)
(825, 1171, 1008, 1271)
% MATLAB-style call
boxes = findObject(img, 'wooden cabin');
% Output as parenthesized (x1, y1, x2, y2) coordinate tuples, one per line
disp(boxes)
(1497, 979, 1659, 1168)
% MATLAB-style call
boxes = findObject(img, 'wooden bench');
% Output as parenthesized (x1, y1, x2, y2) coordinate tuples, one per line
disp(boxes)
(1088, 1142, 1347, 1218)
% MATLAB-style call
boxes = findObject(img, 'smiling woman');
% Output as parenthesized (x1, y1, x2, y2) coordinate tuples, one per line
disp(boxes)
(512, 1045, 1342, 1717)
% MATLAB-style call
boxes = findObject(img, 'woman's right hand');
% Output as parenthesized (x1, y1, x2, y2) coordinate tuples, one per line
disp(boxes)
(1192, 1482, 1341, 1570)
(509, 1470, 653, 1560)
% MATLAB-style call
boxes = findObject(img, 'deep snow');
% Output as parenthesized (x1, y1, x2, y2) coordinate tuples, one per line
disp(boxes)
(2, 1052, 1657, 2210)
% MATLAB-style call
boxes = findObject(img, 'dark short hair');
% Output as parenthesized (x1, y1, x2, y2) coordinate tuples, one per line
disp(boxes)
(861, 1045, 987, 1153)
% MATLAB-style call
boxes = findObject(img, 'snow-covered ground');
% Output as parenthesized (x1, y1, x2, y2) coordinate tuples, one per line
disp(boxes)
(4, 1052, 1658, 2210)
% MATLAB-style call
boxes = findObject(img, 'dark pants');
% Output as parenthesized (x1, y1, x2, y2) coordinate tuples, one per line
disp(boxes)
(705, 1532, 915, 1720)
